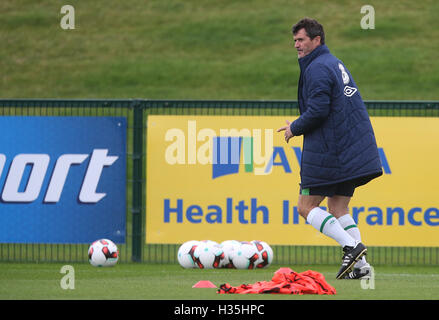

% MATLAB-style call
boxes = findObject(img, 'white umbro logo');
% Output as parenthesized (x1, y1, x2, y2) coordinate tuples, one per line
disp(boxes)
(343, 85, 357, 97)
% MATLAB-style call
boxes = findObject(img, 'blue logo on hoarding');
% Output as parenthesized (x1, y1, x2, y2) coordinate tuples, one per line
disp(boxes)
(0, 117, 126, 244)
(212, 136, 253, 179)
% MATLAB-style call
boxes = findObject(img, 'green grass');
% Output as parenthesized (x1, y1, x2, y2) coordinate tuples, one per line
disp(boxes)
(1, 0, 439, 100)
(1, 262, 438, 300)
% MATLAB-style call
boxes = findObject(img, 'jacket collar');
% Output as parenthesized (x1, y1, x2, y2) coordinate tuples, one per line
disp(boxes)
(298, 44, 330, 71)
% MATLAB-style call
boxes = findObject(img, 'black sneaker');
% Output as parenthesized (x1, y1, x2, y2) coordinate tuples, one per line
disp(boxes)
(343, 264, 371, 279)
(336, 242, 367, 280)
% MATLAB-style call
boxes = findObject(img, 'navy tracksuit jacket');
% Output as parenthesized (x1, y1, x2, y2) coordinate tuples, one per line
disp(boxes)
(289, 44, 383, 188)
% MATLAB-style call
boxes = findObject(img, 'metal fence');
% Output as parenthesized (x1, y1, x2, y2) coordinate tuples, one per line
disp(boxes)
(1, 99, 438, 265)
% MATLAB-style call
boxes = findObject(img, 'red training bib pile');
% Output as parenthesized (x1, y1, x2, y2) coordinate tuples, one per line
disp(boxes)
(217, 267, 336, 295)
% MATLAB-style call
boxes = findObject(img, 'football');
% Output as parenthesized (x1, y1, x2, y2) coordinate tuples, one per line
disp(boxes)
(88, 239, 119, 267)
(231, 242, 259, 269)
(251, 240, 273, 268)
(220, 240, 241, 268)
(177, 240, 200, 268)
(192, 241, 224, 269)
(200, 240, 218, 246)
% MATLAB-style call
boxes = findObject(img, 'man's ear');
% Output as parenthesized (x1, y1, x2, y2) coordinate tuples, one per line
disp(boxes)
(312, 35, 321, 45)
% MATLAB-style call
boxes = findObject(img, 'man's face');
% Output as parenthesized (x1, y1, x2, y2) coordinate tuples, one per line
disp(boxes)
(293, 28, 321, 58)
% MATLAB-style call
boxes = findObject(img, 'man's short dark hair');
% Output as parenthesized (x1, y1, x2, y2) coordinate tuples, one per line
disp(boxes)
(292, 18, 325, 45)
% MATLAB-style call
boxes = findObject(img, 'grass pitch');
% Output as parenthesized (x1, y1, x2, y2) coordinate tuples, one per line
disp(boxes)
(1, 262, 438, 300)
(1, 0, 439, 100)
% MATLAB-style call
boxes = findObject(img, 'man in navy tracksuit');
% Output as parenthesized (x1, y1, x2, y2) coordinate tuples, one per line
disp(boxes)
(277, 18, 383, 279)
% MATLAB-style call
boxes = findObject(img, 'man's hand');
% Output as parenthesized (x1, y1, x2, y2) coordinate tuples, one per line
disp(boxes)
(277, 120, 294, 143)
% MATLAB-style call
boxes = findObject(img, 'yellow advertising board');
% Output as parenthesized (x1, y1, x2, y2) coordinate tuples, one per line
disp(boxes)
(146, 116, 439, 247)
